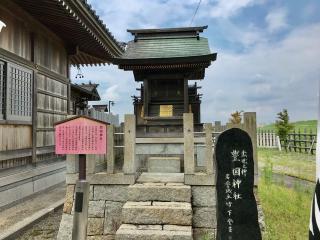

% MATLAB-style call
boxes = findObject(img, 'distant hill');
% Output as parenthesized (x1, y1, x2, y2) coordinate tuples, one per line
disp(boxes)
(258, 120, 318, 133)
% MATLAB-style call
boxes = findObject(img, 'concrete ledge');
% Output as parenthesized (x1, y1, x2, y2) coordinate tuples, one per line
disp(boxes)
(0, 168, 66, 208)
(0, 199, 64, 240)
(148, 157, 180, 173)
(136, 137, 205, 144)
(136, 144, 183, 155)
(66, 173, 136, 185)
(137, 173, 184, 183)
(184, 173, 215, 186)
(136, 138, 184, 144)
(0, 161, 66, 188)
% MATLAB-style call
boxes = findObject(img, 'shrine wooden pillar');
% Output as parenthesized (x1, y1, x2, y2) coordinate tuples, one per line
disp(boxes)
(143, 79, 149, 116)
(184, 78, 189, 113)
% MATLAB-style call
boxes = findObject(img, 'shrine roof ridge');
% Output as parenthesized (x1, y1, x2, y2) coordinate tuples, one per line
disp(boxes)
(127, 26, 208, 35)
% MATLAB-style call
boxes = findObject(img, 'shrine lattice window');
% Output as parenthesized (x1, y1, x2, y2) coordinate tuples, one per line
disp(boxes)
(0, 60, 4, 119)
(0, 59, 33, 122)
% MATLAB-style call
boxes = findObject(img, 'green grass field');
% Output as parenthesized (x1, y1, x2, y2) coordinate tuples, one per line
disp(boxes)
(259, 179, 313, 240)
(259, 120, 317, 133)
(258, 148, 316, 182)
(258, 148, 315, 239)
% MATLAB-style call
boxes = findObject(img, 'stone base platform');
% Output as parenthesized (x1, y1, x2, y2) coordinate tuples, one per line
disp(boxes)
(147, 157, 181, 173)
(116, 224, 192, 240)
(57, 172, 217, 240)
(137, 173, 184, 183)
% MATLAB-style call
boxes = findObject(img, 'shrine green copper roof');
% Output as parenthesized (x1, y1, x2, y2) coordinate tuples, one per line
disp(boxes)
(113, 26, 217, 69)
(121, 37, 211, 59)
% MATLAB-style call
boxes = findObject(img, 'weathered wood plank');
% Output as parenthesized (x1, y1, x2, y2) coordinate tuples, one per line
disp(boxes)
(0, 125, 32, 151)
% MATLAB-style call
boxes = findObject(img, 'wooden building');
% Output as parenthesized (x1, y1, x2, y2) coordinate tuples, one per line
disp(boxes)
(70, 82, 100, 115)
(114, 26, 216, 133)
(0, 0, 123, 206)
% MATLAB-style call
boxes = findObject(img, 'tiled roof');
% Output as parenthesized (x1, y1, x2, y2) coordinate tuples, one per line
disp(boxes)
(122, 37, 211, 59)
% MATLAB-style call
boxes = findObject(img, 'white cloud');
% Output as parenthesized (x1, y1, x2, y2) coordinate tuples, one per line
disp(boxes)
(101, 85, 120, 102)
(88, 0, 198, 40)
(210, 0, 263, 18)
(265, 8, 288, 33)
(201, 23, 320, 123)
(214, 19, 266, 48)
(78, 1, 319, 124)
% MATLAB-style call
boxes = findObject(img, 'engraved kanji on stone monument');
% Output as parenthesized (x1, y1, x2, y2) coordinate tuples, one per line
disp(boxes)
(215, 128, 261, 240)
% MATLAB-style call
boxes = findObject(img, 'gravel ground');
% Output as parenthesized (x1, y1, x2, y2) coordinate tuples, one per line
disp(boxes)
(0, 183, 65, 230)
(15, 207, 63, 240)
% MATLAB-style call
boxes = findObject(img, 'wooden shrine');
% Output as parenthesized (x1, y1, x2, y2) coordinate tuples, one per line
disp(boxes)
(114, 26, 217, 132)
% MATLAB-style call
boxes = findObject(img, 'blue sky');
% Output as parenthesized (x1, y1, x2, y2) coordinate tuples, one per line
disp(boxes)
(72, 0, 320, 124)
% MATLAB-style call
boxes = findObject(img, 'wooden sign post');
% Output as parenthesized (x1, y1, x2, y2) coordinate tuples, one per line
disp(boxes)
(55, 115, 108, 240)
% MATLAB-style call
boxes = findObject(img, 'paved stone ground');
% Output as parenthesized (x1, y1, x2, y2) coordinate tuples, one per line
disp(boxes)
(15, 207, 63, 240)
(0, 183, 65, 234)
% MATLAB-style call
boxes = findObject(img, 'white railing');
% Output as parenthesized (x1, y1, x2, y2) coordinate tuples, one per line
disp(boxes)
(257, 130, 280, 149)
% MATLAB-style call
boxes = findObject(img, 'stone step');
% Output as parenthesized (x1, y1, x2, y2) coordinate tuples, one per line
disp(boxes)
(137, 173, 184, 183)
(115, 224, 192, 240)
(122, 201, 192, 225)
(128, 183, 191, 202)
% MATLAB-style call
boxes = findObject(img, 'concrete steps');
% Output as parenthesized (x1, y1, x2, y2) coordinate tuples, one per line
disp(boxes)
(128, 183, 191, 202)
(116, 224, 192, 240)
(116, 177, 193, 239)
(122, 201, 192, 225)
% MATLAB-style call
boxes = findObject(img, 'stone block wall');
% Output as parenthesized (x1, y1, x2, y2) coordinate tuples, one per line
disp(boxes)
(191, 186, 217, 240)
(57, 184, 129, 240)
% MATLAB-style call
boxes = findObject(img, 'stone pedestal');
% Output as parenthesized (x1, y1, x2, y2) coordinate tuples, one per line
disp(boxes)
(147, 157, 180, 173)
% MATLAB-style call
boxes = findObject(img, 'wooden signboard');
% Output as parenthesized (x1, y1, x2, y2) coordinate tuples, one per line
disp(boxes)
(55, 116, 107, 155)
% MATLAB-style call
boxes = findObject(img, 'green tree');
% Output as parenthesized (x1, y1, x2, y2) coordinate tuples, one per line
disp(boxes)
(275, 109, 294, 145)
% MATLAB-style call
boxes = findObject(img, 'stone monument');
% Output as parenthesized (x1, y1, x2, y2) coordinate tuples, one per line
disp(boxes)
(215, 128, 261, 240)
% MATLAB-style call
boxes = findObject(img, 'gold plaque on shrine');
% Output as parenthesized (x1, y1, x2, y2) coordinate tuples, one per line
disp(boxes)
(159, 105, 173, 117)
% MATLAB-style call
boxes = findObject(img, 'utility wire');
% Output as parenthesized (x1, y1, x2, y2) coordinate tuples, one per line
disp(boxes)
(189, 0, 202, 26)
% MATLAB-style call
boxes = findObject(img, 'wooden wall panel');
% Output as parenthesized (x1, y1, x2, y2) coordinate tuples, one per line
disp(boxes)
(37, 112, 65, 129)
(36, 130, 54, 147)
(36, 73, 67, 148)
(0, 3, 68, 76)
(0, 125, 32, 151)
(37, 93, 67, 112)
(36, 35, 67, 76)
(0, 1, 70, 162)
(0, 7, 31, 60)
(37, 74, 68, 97)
